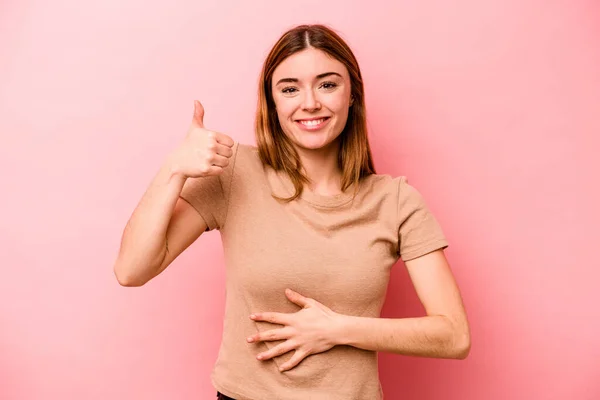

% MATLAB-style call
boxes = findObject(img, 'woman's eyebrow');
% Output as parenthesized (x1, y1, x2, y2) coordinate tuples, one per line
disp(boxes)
(275, 72, 343, 86)
(316, 72, 342, 79)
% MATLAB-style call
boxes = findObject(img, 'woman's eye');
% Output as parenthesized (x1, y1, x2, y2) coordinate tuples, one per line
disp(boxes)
(321, 82, 338, 90)
(282, 87, 297, 94)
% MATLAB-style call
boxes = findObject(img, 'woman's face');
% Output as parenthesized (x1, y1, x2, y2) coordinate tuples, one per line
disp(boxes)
(271, 48, 353, 152)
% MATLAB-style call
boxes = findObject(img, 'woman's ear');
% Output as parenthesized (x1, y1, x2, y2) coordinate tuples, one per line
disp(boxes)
(349, 95, 354, 106)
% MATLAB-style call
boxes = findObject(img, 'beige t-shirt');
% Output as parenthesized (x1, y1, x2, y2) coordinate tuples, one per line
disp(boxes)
(179, 143, 448, 400)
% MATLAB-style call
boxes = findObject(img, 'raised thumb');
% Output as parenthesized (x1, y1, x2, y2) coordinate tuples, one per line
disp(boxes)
(192, 100, 205, 128)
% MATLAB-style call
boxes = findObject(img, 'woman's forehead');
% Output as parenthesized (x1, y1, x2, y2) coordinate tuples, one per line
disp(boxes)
(272, 48, 348, 82)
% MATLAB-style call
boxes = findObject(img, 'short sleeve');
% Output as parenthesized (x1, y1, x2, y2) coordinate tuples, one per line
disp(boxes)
(178, 142, 239, 231)
(397, 176, 449, 261)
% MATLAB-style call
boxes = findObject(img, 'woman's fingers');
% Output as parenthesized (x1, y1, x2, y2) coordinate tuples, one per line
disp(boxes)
(256, 340, 297, 361)
(214, 142, 234, 158)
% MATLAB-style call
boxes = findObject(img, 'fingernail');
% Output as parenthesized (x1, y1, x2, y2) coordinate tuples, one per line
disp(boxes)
(250, 314, 256, 319)
(246, 337, 253, 343)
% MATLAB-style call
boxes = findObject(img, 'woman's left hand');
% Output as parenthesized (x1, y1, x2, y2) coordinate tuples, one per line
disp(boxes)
(247, 288, 342, 372)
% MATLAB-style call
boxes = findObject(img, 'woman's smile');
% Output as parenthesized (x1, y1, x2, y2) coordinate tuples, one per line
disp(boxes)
(294, 116, 331, 131)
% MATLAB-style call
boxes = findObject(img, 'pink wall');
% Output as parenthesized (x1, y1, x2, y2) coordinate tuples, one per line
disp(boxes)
(1, 1, 598, 399)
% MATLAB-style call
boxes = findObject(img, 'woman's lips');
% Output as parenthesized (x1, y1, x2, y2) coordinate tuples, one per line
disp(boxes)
(294, 117, 331, 131)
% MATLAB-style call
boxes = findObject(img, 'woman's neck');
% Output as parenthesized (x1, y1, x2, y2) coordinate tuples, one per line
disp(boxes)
(295, 141, 343, 196)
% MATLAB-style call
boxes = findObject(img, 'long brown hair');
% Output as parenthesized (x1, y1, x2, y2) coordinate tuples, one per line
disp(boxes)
(255, 24, 376, 201)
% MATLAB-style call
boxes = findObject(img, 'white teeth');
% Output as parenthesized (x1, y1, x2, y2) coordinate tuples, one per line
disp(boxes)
(300, 118, 325, 126)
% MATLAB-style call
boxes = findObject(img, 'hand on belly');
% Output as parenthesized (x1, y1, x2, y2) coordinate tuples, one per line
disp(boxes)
(245, 288, 343, 372)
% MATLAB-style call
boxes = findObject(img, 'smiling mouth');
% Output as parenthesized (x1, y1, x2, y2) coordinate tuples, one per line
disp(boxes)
(296, 117, 330, 127)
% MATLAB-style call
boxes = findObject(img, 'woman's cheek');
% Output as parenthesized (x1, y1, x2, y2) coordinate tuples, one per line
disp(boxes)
(327, 93, 350, 112)
(278, 101, 299, 120)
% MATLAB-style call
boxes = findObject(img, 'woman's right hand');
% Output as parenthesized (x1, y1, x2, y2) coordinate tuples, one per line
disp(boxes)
(170, 100, 235, 178)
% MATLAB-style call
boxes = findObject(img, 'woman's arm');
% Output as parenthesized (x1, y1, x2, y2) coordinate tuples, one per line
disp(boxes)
(113, 100, 234, 286)
(334, 249, 471, 359)
(113, 160, 206, 287)
(248, 249, 470, 370)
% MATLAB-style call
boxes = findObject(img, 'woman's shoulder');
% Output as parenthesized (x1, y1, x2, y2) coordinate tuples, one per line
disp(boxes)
(235, 142, 259, 154)
(229, 142, 261, 173)
(363, 172, 427, 204)
(363, 172, 407, 191)
(232, 142, 258, 159)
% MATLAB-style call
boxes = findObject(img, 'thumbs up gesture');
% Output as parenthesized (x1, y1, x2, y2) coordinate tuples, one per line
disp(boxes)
(171, 100, 236, 178)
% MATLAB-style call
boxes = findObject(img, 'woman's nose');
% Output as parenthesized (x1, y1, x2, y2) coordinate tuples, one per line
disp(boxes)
(301, 90, 321, 112)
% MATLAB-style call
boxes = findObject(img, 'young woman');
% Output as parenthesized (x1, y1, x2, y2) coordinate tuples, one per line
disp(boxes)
(114, 24, 471, 400)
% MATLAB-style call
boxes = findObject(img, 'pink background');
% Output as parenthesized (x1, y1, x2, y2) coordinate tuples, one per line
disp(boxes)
(1, 0, 599, 399)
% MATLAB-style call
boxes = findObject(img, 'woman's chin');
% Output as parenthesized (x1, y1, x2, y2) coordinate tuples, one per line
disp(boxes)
(292, 134, 338, 152)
